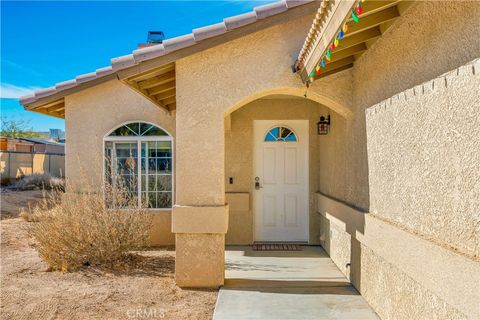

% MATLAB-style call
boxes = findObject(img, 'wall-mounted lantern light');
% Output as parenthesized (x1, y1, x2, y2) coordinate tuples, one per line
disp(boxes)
(317, 115, 331, 135)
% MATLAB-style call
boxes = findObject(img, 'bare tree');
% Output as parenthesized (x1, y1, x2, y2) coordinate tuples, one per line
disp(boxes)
(0, 117, 41, 138)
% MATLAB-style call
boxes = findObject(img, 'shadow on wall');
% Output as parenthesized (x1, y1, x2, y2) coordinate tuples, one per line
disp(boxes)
(319, 194, 366, 291)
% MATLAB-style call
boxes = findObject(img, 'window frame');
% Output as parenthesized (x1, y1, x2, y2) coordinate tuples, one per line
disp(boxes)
(103, 121, 174, 211)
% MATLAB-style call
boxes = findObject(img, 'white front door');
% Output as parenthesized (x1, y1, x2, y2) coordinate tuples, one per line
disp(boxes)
(253, 120, 309, 242)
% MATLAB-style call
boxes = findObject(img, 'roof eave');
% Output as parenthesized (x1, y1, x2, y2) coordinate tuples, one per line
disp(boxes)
(21, 0, 319, 114)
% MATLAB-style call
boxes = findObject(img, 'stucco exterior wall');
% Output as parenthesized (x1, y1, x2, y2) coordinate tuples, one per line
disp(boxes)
(316, 2, 480, 318)
(175, 12, 352, 209)
(359, 244, 468, 320)
(65, 80, 176, 245)
(367, 60, 480, 258)
(318, 193, 480, 320)
(225, 97, 332, 244)
(352, 1, 479, 209)
(65, 80, 175, 185)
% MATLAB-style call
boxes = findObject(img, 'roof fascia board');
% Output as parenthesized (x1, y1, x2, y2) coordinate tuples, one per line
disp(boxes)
(304, 0, 356, 76)
(25, 73, 117, 109)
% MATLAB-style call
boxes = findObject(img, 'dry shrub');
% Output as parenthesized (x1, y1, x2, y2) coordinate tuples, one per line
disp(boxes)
(20, 209, 42, 222)
(11, 173, 64, 191)
(1, 176, 12, 186)
(28, 179, 153, 271)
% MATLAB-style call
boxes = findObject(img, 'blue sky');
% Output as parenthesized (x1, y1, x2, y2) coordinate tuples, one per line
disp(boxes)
(1, 0, 276, 131)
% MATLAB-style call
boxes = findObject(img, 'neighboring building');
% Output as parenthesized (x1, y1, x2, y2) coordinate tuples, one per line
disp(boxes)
(15, 138, 65, 154)
(0, 136, 65, 154)
(19, 1, 479, 319)
(0, 137, 35, 152)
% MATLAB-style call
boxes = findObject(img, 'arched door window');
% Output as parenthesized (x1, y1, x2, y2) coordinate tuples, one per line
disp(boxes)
(264, 126, 297, 142)
(104, 122, 173, 209)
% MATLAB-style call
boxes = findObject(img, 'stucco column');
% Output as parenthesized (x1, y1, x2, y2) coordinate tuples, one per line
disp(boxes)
(173, 102, 228, 288)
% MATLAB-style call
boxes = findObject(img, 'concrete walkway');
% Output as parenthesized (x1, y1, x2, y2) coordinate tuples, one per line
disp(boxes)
(213, 246, 379, 320)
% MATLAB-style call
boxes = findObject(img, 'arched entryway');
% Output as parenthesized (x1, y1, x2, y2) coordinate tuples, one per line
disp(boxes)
(172, 86, 351, 288)
(217, 91, 378, 320)
(223, 89, 349, 246)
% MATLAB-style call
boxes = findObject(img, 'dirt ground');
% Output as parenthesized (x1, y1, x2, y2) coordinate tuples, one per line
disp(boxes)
(0, 190, 217, 320)
(1, 189, 46, 219)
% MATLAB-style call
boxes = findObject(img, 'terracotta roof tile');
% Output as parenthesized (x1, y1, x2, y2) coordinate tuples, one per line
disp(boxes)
(111, 54, 136, 71)
(95, 66, 114, 77)
(162, 33, 196, 52)
(34, 87, 57, 99)
(55, 79, 77, 90)
(193, 22, 228, 42)
(75, 72, 98, 84)
(224, 11, 258, 30)
(133, 44, 166, 62)
(19, 93, 36, 104)
(254, 1, 288, 19)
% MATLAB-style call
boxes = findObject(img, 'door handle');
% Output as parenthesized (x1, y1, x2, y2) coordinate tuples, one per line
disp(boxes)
(255, 176, 262, 190)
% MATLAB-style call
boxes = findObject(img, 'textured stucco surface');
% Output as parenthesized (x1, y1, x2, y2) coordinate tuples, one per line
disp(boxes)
(175, 233, 225, 288)
(172, 205, 229, 234)
(225, 192, 251, 245)
(319, 214, 351, 277)
(318, 193, 480, 319)
(366, 60, 480, 258)
(359, 245, 467, 320)
(65, 80, 175, 187)
(65, 80, 176, 245)
(349, 0, 480, 210)
(149, 212, 175, 245)
(343, 1, 480, 211)
(175, 11, 352, 208)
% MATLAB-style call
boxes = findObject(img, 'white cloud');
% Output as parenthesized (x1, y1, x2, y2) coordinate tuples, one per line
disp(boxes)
(0, 83, 39, 99)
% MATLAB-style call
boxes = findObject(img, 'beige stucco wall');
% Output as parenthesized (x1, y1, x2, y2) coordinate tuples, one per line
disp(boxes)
(315, 2, 480, 319)
(318, 193, 480, 320)
(225, 192, 251, 244)
(175, 11, 352, 209)
(65, 80, 175, 186)
(367, 60, 480, 258)
(65, 80, 176, 245)
(354, 1, 479, 256)
(353, 0, 479, 209)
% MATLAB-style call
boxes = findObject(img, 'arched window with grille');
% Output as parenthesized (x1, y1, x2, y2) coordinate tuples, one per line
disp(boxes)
(104, 122, 173, 209)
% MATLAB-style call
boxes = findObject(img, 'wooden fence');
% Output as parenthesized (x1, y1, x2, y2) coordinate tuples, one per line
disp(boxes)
(0, 151, 65, 179)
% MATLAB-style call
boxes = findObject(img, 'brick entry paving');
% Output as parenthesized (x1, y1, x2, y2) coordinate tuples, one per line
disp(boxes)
(213, 246, 379, 320)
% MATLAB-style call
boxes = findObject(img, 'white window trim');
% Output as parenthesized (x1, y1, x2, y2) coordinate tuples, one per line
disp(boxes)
(103, 122, 174, 211)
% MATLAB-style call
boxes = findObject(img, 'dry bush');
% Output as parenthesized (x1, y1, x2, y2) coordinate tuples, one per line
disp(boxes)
(28, 179, 153, 271)
(1, 176, 12, 186)
(20, 209, 42, 222)
(11, 173, 64, 191)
